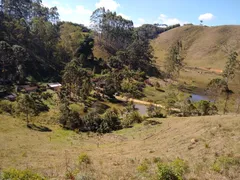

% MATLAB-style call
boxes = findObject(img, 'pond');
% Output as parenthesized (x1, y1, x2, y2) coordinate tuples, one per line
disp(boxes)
(190, 94, 212, 102)
(134, 103, 148, 115)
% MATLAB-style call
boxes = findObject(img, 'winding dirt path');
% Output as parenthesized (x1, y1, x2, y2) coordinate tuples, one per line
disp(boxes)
(115, 96, 180, 112)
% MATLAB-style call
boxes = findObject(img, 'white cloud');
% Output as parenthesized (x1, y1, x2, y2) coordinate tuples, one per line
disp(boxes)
(158, 14, 188, 25)
(119, 13, 130, 20)
(198, 13, 214, 21)
(134, 18, 146, 27)
(76, 5, 92, 15)
(42, 1, 92, 26)
(58, 6, 73, 15)
(95, 0, 120, 11)
(138, 18, 145, 23)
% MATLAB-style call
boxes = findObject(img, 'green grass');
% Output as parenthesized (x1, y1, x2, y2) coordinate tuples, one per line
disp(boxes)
(142, 86, 166, 104)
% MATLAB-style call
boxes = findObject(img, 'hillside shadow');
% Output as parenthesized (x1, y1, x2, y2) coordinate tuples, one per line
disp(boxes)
(27, 124, 52, 132)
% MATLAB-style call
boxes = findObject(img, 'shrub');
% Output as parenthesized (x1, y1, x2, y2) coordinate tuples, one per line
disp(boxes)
(41, 92, 53, 100)
(195, 100, 218, 116)
(147, 105, 165, 118)
(137, 160, 149, 173)
(157, 159, 188, 180)
(1, 169, 46, 180)
(122, 111, 143, 128)
(78, 153, 91, 165)
(158, 163, 178, 180)
(0, 100, 14, 114)
(98, 109, 121, 133)
(30, 93, 49, 114)
(59, 103, 83, 130)
(195, 100, 210, 116)
(82, 111, 102, 132)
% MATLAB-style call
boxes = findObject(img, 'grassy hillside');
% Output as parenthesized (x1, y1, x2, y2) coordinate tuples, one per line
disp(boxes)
(152, 25, 240, 69)
(0, 114, 239, 179)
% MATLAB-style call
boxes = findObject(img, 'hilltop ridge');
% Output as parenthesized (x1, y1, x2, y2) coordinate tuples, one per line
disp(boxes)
(152, 25, 240, 69)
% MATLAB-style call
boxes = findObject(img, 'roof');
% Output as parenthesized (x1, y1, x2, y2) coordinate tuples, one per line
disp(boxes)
(47, 83, 62, 88)
(24, 86, 38, 91)
(4, 94, 17, 100)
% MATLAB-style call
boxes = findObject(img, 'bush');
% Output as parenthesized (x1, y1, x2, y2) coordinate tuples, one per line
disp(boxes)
(147, 105, 165, 118)
(137, 162, 148, 173)
(195, 100, 218, 116)
(122, 111, 143, 128)
(60, 102, 121, 133)
(78, 153, 91, 165)
(82, 111, 102, 132)
(157, 159, 188, 180)
(59, 103, 83, 130)
(179, 99, 199, 117)
(31, 93, 49, 114)
(0, 100, 14, 114)
(41, 92, 53, 100)
(98, 109, 121, 133)
(1, 169, 46, 180)
(158, 163, 178, 180)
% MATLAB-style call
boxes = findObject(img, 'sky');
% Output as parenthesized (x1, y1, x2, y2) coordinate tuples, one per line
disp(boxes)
(42, 0, 240, 27)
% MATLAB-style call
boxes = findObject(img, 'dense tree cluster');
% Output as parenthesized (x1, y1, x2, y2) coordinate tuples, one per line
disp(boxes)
(0, 0, 89, 83)
(135, 23, 180, 40)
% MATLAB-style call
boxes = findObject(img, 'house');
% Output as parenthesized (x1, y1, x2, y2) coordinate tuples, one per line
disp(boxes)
(24, 86, 38, 93)
(47, 83, 62, 91)
(4, 94, 17, 101)
(17, 85, 38, 93)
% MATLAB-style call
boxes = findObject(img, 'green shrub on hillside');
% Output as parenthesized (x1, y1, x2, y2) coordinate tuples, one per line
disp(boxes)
(1, 169, 46, 180)
(99, 109, 121, 133)
(122, 111, 144, 128)
(59, 103, 82, 130)
(157, 158, 188, 180)
(0, 100, 15, 114)
(147, 104, 165, 118)
(41, 92, 53, 100)
(78, 153, 91, 165)
(195, 100, 218, 116)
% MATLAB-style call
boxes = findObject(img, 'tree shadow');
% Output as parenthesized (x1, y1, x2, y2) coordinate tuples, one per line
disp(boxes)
(27, 124, 52, 132)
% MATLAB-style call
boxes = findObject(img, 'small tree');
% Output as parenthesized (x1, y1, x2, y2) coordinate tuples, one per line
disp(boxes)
(206, 78, 228, 104)
(59, 99, 83, 130)
(17, 94, 35, 125)
(222, 51, 239, 114)
(164, 91, 178, 115)
(222, 52, 239, 84)
(164, 40, 184, 78)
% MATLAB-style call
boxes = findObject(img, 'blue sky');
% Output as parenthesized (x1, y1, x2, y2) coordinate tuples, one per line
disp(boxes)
(43, 0, 239, 27)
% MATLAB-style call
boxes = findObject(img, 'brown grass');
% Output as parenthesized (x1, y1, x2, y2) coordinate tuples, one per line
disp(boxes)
(0, 114, 240, 179)
(152, 25, 240, 70)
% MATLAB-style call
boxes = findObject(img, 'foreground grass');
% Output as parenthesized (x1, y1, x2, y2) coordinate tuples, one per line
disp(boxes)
(0, 114, 240, 179)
